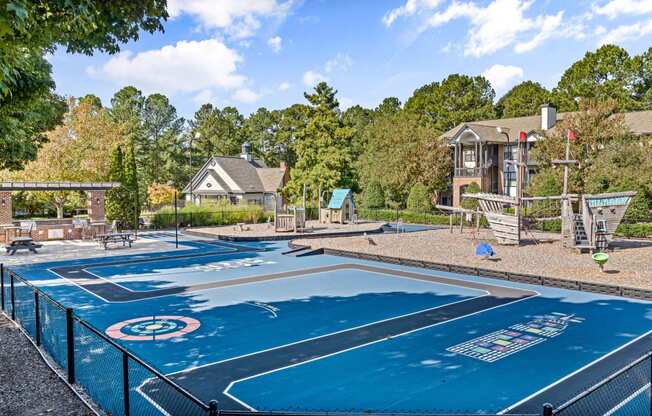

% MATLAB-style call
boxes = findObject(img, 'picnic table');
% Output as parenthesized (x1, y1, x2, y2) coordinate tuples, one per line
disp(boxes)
(5, 237, 42, 255)
(96, 232, 135, 250)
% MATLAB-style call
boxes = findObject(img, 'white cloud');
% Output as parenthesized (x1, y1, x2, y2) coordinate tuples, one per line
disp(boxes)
(267, 36, 283, 53)
(193, 89, 218, 105)
(482, 64, 524, 94)
(383, 0, 442, 26)
(598, 19, 652, 44)
(325, 53, 353, 72)
(278, 81, 291, 91)
(514, 11, 564, 53)
(167, 0, 294, 38)
(386, 0, 577, 57)
(302, 70, 328, 87)
(97, 39, 245, 97)
(594, 0, 652, 19)
(232, 88, 260, 103)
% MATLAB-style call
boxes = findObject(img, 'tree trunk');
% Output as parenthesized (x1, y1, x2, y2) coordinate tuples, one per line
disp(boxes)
(56, 204, 64, 219)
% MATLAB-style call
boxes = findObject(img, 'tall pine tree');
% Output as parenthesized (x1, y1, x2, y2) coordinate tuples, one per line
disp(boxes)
(285, 82, 353, 201)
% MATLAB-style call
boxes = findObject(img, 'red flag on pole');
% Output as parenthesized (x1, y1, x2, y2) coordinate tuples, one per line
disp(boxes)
(567, 129, 577, 141)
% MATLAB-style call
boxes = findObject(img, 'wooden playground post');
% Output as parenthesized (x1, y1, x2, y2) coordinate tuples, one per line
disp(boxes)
(475, 207, 481, 233)
(459, 212, 463, 232)
(318, 185, 322, 223)
(273, 193, 279, 232)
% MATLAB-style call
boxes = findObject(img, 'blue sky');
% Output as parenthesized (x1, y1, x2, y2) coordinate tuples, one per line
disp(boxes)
(48, 0, 652, 118)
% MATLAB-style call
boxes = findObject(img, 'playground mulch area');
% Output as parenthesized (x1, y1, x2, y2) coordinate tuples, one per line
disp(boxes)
(0, 314, 96, 416)
(189, 220, 384, 239)
(297, 228, 652, 291)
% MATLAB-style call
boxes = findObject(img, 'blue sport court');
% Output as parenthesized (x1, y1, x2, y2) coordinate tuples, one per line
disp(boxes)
(8, 233, 652, 415)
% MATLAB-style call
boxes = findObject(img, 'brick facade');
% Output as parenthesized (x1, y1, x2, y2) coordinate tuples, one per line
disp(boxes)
(0, 191, 12, 225)
(87, 190, 106, 223)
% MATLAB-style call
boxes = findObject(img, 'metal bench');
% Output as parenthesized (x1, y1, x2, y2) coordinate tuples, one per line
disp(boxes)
(96, 233, 135, 250)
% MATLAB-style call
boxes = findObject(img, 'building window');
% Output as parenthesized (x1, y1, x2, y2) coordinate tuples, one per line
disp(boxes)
(504, 145, 517, 196)
(463, 148, 476, 168)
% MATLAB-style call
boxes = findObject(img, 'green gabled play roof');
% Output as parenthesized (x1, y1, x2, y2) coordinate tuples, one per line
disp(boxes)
(327, 189, 352, 209)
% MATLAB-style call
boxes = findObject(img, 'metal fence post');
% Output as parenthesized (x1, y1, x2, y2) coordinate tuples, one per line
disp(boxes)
(66, 307, 75, 384)
(10, 273, 15, 320)
(123, 352, 130, 416)
(34, 291, 41, 346)
(208, 400, 218, 416)
(1, 263, 4, 311)
(542, 403, 553, 416)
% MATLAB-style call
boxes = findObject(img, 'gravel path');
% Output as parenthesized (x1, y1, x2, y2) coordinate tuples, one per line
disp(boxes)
(191, 220, 384, 239)
(0, 314, 95, 416)
(297, 228, 652, 290)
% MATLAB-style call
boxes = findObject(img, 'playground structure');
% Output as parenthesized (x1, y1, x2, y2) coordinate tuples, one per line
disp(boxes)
(274, 206, 306, 232)
(462, 131, 636, 251)
(273, 187, 307, 232)
(320, 188, 356, 224)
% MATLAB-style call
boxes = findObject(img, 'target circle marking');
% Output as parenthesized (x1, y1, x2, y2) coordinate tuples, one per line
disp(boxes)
(105, 315, 200, 341)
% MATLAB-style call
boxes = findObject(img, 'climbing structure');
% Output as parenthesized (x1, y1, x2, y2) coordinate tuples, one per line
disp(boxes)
(463, 130, 636, 251)
(567, 192, 636, 251)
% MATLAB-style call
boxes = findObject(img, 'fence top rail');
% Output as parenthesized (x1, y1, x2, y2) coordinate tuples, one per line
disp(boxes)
(553, 350, 652, 414)
(218, 412, 538, 416)
(4, 266, 210, 412)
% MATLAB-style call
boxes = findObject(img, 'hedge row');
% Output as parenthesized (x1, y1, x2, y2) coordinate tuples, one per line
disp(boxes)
(359, 208, 652, 238)
(358, 208, 466, 226)
(616, 223, 652, 238)
(146, 204, 270, 228)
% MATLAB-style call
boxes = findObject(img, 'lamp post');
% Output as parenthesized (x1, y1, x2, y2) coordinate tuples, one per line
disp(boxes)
(168, 181, 179, 248)
(174, 190, 178, 248)
(190, 132, 200, 205)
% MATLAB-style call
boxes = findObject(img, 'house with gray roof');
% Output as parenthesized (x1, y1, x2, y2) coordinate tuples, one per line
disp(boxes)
(441, 105, 652, 207)
(182, 143, 287, 211)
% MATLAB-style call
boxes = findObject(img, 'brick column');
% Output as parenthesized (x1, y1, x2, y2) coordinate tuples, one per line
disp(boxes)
(0, 191, 12, 225)
(87, 190, 106, 223)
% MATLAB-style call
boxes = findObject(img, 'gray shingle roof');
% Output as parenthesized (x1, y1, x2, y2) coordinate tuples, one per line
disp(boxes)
(183, 156, 285, 194)
(442, 110, 652, 143)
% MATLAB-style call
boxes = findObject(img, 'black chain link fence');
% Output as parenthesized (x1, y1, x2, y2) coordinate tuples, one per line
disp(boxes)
(2, 264, 650, 416)
(1, 266, 212, 416)
(552, 353, 651, 416)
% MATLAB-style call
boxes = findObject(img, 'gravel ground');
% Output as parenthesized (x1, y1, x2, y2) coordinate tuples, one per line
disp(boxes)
(191, 220, 384, 239)
(296, 228, 652, 290)
(0, 314, 95, 416)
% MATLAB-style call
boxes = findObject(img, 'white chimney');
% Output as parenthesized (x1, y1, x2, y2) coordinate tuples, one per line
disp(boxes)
(540, 103, 556, 130)
(241, 142, 252, 162)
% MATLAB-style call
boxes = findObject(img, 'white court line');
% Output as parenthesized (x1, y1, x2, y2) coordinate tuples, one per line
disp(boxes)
(222, 294, 539, 411)
(498, 328, 652, 414)
(165, 273, 511, 376)
(604, 382, 650, 416)
(43, 247, 244, 303)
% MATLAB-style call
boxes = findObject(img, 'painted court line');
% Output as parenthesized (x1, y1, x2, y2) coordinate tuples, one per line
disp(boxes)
(500, 328, 652, 414)
(221, 294, 538, 412)
(137, 272, 536, 412)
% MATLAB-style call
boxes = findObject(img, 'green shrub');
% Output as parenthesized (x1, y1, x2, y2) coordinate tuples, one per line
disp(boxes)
(406, 183, 431, 212)
(460, 182, 481, 211)
(363, 181, 385, 209)
(616, 223, 652, 238)
(358, 208, 457, 226)
(149, 201, 267, 229)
